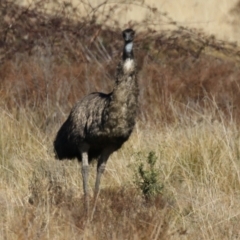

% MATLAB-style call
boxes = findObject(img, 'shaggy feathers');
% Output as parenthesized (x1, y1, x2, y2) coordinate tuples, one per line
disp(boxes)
(53, 29, 138, 201)
(54, 29, 138, 163)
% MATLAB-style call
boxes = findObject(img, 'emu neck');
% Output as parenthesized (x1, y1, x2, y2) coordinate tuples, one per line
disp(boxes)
(114, 39, 137, 101)
(122, 41, 134, 60)
(103, 38, 138, 137)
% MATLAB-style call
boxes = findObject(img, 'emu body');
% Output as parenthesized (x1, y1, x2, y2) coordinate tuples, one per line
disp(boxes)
(54, 29, 138, 204)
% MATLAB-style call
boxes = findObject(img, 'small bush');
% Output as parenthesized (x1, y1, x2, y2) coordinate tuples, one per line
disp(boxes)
(134, 151, 163, 201)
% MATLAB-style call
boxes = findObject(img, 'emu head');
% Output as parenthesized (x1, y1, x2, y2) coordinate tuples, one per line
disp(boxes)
(122, 28, 135, 43)
(122, 29, 135, 61)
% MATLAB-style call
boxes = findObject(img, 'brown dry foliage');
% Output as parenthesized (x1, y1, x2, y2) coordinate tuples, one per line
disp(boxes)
(1, 1, 240, 128)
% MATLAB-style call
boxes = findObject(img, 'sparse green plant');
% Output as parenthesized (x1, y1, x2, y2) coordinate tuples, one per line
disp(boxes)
(133, 151, 163, 201)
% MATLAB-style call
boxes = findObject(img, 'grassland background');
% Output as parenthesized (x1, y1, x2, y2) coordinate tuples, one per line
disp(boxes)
(1, 0, 240, 239)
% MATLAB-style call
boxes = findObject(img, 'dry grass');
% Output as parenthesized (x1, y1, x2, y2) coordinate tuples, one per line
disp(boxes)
(1, 0, 240, 239)
(1, 106, 240, 239)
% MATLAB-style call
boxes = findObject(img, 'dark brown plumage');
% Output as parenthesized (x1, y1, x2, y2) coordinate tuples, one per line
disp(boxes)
(54, 29, 138, 206)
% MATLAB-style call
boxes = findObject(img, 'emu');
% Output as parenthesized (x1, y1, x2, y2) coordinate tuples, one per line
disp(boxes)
(54, 29, 138, 205)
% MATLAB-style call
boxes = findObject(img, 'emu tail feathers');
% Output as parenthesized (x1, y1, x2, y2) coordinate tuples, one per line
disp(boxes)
(54, 120, 79, 160)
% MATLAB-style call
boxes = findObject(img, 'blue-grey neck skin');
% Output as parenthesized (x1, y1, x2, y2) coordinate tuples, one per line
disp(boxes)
(125, 42, 133, 54)
(123, 41, 134, 60)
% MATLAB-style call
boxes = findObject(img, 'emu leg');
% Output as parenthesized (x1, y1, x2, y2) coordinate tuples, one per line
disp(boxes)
(94, 161, 106, 196)
(94, 149, 112, 198)
(81, 150, 89, 211)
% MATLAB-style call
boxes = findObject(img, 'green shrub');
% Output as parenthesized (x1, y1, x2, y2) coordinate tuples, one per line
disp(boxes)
(133, 151, 163, 201)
